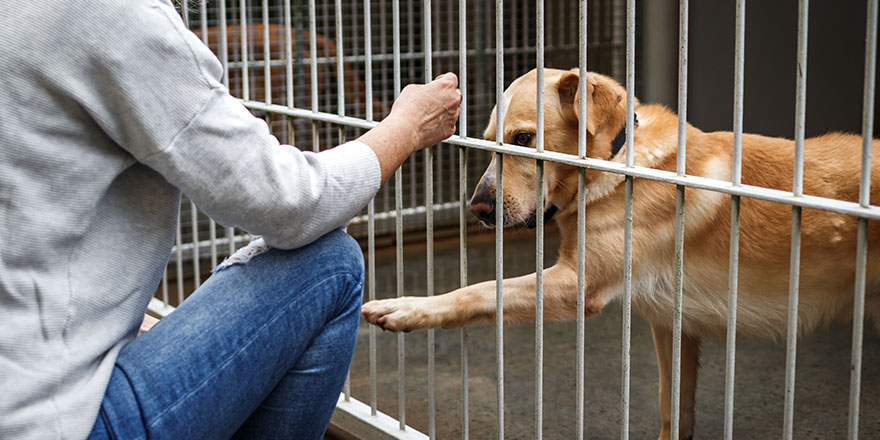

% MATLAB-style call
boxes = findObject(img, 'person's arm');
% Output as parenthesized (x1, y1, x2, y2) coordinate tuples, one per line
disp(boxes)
(358, 73, 462, 185)
(59, 0, 460, 250)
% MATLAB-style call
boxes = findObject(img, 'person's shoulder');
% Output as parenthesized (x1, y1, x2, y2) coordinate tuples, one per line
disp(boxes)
(64, 0, 182, 33)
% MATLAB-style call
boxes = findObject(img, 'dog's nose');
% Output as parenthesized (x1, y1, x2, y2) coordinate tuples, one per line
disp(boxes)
(469, 197, 495, 225)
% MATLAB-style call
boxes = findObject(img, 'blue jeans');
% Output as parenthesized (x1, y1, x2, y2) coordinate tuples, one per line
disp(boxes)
(88, 230, 364, 440)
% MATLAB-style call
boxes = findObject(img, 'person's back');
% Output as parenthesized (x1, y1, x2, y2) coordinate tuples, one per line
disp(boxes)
(0, 2, 185, 437)
(0, 1, 460, 437)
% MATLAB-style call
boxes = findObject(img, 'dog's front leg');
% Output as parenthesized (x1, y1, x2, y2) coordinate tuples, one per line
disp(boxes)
(651, 323, 701, 440)
(361, 263, 578, 332)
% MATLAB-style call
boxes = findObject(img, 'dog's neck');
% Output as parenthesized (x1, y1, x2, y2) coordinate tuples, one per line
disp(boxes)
(609, 113, 639, 159)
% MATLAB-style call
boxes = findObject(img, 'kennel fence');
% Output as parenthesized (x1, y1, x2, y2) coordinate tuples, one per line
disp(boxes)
(146, 0, 880, 439)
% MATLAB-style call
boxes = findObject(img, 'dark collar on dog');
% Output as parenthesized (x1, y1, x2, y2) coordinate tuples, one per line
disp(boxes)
(609, 113, 638, 159)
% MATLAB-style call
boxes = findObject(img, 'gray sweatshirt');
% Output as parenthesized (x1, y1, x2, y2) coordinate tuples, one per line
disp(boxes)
(0, 1, 381, 439)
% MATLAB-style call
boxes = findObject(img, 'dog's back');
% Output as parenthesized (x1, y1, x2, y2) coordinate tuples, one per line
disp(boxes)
(630, 106, 880, 339)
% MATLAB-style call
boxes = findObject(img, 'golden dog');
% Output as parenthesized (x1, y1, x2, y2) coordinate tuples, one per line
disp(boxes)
(361, 68, 880, 439)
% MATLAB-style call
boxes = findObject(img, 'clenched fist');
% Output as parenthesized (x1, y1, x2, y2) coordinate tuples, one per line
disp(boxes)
(388, 72, 462, 151)
(357, 73, 463, 184)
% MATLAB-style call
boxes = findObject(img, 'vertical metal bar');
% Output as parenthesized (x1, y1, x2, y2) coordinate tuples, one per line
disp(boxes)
(406, 0, 415, 97)
(624, 0, 635, 170)
(460, 146, 470, 440)
(495, 1, 505, 438)
(190, 202, 201, 288)
(396, 169, 406, 432)
(576, 1, 587, 439)
(209, 220, 217, 268)
(494, 153, 504, 440)
(671, 0, 688, 437)
(180, 1, 189, 27)
(459, 3, 469, 437)
(427, 150, 436, 440)
(161, 269, 169, 309)
(365, 0, 374, 123)
(621, 0, 635, 438)
(783, 206, 802, 440)
(392, 0, 405, 430)
(240, 0, 250, 101)
(364, 0, 377, 418)
(849, 1, 876, 438)
(576, 170, 586, 440)
(200, 0, 208, 46)
(336, 0, 344, 116)
(675, 0, 688, 178)
(448, 137, 456, 204)
(423, 2, 436, 437)
(850, 218, 870, 438)
(262, 0, 271, 105)
(496, 0, 504, 146)
(671, 190, 686, 439)
(349, 0, 360, 120)
(725, 197, 741, 440)
(724, 1, 745, 439)
(283, 0, 294, 145)
(621, 178, 634, 439)
(284, 0, 293, 108)
(227, 226, 236, 256)
(410, 0, 426, 207)
(783, 2, 808, 438)
(432, 0, 444, 208)
(335, 0, 345, 157)
(175, 217, 184, 305)
(309, 0, 319, 152)
(577, 0, 587, 161)
(320, 0, 332, 143)
(536, 1, 545, 438)
(368, 205, 377, 414)
(861, 0, 878, 211)
(219, 0, 229, 88)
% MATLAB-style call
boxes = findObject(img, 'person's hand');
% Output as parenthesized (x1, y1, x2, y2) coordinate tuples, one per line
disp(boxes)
(386, 72, 462, 152)
(357, 72, 462, 184)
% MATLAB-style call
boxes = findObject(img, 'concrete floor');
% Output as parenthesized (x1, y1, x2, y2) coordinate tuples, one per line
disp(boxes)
(346, 226, 880, 439)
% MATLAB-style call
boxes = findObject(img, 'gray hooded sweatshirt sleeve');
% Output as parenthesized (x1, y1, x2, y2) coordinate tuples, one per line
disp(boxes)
(0, 0, 381, 438)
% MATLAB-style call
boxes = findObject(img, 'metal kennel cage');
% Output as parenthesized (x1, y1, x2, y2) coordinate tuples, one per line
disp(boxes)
(146, 0, 880, 439)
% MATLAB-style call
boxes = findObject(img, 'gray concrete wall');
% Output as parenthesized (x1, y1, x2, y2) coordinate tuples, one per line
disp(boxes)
(641, 0, 879, 138)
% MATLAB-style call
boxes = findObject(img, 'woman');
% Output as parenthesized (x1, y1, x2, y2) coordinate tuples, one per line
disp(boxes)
(0, 0, 461, 438)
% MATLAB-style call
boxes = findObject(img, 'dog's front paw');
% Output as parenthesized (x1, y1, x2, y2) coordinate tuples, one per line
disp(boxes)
(361, 297, 438, 332)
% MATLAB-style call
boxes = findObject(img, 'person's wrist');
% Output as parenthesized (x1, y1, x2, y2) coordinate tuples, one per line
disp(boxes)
(385, 111, 424, 154)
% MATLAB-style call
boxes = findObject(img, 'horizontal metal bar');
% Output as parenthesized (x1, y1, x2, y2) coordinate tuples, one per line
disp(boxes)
(148, 296, 176, 318)
(330, 394, 430, 440)
(220, 43, 608, 69)
(241, 103, 880, 220)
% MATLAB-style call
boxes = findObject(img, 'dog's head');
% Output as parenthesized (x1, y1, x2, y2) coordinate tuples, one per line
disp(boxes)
(469, 68, 630, 227)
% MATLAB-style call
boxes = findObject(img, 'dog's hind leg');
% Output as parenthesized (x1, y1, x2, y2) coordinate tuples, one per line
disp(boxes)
(651, 323, 700, 440)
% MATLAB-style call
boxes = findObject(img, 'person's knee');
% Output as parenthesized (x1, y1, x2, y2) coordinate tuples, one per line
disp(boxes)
(311, 230, 364, 311)
(319, 229, 364, 282)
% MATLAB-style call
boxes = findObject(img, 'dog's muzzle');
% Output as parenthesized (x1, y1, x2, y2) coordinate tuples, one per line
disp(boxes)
(524, 205, 558, 229)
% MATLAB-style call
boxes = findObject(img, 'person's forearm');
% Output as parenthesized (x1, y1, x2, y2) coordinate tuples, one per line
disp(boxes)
(356, 116, 419, 185)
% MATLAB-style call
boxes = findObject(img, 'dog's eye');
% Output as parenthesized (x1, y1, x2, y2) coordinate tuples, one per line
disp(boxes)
(513, 132, 533, 146)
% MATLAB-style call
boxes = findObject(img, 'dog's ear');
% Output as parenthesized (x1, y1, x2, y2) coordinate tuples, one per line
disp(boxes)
(556, 71, 623, 135)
